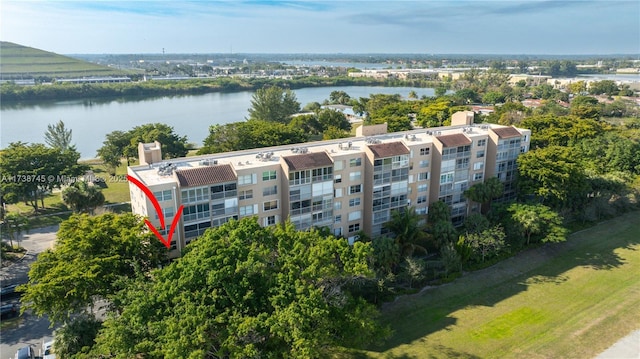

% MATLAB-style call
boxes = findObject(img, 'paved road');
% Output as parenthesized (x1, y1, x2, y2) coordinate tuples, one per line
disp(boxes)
(595, 329, 640, 359)
(1, 225, 58, 359)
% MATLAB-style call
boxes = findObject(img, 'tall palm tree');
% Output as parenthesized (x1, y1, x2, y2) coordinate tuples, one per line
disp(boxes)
(383, 207, 428, 258)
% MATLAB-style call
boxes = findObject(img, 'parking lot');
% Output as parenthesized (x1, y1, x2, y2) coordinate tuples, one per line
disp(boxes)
(1, 226, 58, 359)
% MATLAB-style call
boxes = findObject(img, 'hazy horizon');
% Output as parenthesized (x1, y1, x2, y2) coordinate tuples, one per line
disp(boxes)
(2, 1, 638, 56)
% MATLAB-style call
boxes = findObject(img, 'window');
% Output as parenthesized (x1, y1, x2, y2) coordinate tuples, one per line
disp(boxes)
(417, 195, 427, 204)
(418, 183, 428, 192)
(440, 173, 454, 184)
(262, 170, 277, 181)
(312, 167, 333, 181)
(335, 215, 342, 223)
(349, 171, 361, 181)
(238, 174, 255, 185)
(334, 160, 343, 171)
(333, 227, 342, 237)
(334, 201, 342, 210)
(334, 174, 342, 183)
(416, 207, 427, 215)
(348, 223, 360, 233)
(476, 150, 485, 158)
(153, 190, 172, 201)
(289, 170, 311, 185)
(239, 189, 253, 200)
(473, 162, 484, 171)
(263, 200, 278, 211)
(420, 147, 430, 155)
(181, 188, 209, 203)
(183, 203, 210, 222)
(349, 197, 361, 207)
(348, 211, 361, 221)
(418, 172, 429, 181)
(263, 185, 277, 196)
(349, 184, 362, 194)
(265, 215, 276, 226)
(419, 160, 429, 168)
(474, 173, 484, 181)
(239, 205, 255, 216)
(154, 207, 175, 220)
(349, 158, 362, 167)
(477, 139, 487, 147)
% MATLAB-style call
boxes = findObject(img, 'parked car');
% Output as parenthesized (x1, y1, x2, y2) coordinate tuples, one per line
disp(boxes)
(0, 303, 19, 320)
(15, 345, 35, 359)
(43, 340, 56, 359)
(0, 284, 19, 300)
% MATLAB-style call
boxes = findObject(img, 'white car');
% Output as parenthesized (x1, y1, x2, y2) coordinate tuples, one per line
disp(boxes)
(43, 341, 56, 359)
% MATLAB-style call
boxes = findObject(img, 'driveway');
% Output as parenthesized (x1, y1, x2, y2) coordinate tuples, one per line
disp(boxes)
(1, 225, 59, 359)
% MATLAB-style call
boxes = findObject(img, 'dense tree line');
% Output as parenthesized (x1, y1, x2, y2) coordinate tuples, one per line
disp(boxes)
(197, 87, 351, 154)
(97, 123, 188, 173)
(0, 76, 389, 103)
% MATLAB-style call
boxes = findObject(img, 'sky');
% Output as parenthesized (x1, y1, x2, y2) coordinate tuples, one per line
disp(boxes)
(1, 0, 639, 55)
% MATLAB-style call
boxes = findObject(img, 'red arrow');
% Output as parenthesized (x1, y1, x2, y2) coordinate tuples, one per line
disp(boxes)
(127, 175, 184, 249)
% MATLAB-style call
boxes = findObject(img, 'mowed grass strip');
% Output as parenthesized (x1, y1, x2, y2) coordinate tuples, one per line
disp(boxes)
(359, 211, 640, 359)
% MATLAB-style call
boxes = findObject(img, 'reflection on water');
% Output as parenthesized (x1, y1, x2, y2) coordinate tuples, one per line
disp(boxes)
(1, 86, 436, 159)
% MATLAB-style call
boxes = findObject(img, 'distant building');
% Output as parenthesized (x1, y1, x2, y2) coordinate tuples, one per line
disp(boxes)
(55, 76, 131, 84)
(128, 113, 530, 257)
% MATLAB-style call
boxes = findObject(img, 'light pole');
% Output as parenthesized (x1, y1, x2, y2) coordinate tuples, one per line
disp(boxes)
(173, 186, 182, 253)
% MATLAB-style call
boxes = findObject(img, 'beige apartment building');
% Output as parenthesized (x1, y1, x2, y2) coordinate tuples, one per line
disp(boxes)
(128, 113, 530, 257)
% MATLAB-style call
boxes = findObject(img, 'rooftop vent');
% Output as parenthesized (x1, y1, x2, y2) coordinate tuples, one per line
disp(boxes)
(157, 162, 177, 176)
(198, 159, 218, 166)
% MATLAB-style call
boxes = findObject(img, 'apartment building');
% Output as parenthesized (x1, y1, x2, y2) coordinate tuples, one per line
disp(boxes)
(128, 115, 530, 257)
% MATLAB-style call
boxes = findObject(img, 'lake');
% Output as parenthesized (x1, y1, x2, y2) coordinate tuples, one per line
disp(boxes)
(0, 86, 436, 159)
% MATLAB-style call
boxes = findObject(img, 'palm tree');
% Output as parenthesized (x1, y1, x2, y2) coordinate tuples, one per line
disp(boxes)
(464, 177, 504, 214)
(383, 207, 428, 258)
(62, 181, 105, 214)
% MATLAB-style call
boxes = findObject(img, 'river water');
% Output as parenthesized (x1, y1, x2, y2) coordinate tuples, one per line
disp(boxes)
(0, 86, 436, 159)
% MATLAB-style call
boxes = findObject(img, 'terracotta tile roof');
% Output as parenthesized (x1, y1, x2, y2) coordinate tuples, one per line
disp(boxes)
(175, 164, 236, 187)
(367, 141, 410, 158)
(492, 126, 522, 139)
(283, 151, 333, 170)
(436, 133, 472, 148)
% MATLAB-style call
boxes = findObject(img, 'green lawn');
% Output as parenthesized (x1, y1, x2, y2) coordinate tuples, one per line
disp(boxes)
(5, 159, 133, 228)
(352, 211, 640, 359)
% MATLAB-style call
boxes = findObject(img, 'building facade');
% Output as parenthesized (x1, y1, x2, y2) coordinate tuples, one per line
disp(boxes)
(128, 118, 530, 257)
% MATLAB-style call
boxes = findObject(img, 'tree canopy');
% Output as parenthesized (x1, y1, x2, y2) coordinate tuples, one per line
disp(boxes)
(44, 120, 73, 150)
(517, 146, 588, 209)
(61, 180, 105, 214)
(97, 124, 188, 171)
(0, 142, 87, 210)
(90, 218, 385, 358)
(248, 86, 301, 123)
(19, 213, 167, 324)
(198, 120, 308, 154)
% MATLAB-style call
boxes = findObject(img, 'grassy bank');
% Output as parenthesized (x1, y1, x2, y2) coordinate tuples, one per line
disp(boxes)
(349, 211, 640, 358)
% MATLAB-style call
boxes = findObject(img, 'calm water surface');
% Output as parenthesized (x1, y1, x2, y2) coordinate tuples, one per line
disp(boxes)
(1, 86, 435, 159)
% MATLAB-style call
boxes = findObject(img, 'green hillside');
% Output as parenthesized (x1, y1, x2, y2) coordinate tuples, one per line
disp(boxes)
(0, 41, 129, 79)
